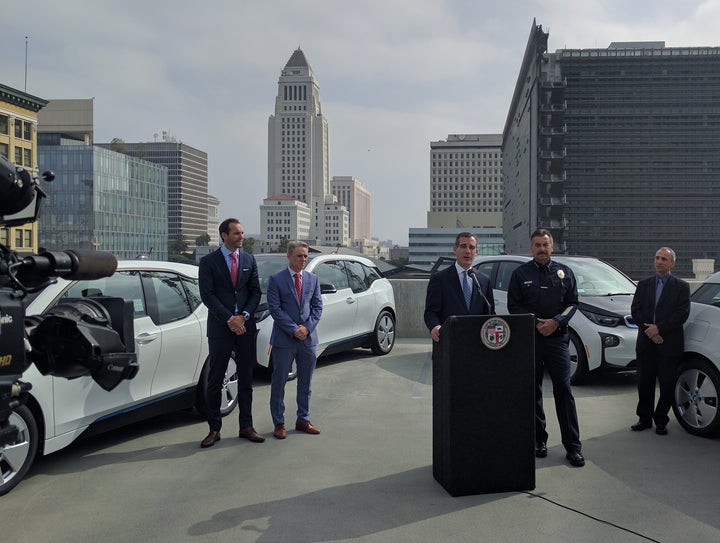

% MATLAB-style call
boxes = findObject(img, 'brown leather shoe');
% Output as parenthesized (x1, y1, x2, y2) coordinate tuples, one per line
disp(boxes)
(295, 420, 320, 434)
(273, 424, 287, 439)
(200, 431, 221, 448)
(238, 427, 265, 443)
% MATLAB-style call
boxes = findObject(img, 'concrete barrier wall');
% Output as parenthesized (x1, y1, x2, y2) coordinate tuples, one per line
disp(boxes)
(389, 278, 430, 339)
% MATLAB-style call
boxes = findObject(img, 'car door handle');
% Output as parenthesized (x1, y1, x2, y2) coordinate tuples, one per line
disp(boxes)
(345, 297, 356, 304)
(136, 332, 160, 345)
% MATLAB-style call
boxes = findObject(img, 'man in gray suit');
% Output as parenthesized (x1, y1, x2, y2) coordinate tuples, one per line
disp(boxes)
(267, 241, 323, 439)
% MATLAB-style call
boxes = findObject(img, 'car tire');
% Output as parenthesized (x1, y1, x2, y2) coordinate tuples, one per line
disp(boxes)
(0, 404, 39, 496)
(673, 357, 720, 437)
(370, 310, 396, 355)
(569, 331, 589, 385)
(195, 352, 239, 418)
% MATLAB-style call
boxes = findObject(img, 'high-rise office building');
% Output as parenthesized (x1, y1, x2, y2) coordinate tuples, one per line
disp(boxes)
(429, 134, 503, 229)
(38, 139, 168, 259)
(504, 20, 720, 277)
(264, 48, 348, 247)
(331, 176, 371, 241)
(108, 136, 208, 250)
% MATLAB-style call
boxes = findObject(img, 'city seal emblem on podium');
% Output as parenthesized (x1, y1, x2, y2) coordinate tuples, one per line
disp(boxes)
(480, 317, 510, 350)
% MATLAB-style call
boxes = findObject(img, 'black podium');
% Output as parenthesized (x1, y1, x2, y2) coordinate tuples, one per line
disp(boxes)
(433, 314, 535, 496)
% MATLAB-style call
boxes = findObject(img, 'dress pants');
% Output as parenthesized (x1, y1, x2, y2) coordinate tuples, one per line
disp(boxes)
(534, 333, 582, 454)
(207, 334, 255, 431)
(270, 342, 316, 425)
(635, 344, 680, 427)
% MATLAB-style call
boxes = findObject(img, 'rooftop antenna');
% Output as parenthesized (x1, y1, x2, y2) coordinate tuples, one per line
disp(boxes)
(24, 36, 28, 92)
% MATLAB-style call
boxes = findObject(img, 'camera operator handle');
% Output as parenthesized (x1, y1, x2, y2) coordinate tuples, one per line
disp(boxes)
(19, 249, 118, 281)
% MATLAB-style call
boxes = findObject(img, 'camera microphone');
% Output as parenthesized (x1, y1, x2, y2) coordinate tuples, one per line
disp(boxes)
(468, 268, 494, 314)
(18, 249, 117, 283)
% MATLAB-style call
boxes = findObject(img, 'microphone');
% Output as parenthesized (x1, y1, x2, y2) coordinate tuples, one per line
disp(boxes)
(468, 268, 494, 314)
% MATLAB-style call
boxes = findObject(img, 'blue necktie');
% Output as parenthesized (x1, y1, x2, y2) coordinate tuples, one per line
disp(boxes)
(462, 270, 472, 310)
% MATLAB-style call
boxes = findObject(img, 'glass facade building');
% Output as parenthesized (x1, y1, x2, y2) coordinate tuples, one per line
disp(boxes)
(504, 21, 720, 278)
(38, 142, 168, 260)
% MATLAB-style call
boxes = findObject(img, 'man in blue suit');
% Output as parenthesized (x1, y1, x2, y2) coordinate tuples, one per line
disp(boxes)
(630, 247, 690, 435)
(198, 218, 263, 448)
(267, 241, 323, 439)
(424, 232, 495, 348)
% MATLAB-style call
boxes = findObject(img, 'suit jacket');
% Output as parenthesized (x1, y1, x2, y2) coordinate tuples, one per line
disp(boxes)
(424, 264, 495, 331)
(199, 248, 261, 338)
(267, 268, 323, 348)
(631, 274, 690, 356)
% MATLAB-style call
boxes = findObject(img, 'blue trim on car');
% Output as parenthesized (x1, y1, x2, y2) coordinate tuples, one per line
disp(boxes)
(94, 389, 189, 422)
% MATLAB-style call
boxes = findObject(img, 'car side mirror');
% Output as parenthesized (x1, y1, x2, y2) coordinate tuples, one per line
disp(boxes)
(320, 283, 337, 294)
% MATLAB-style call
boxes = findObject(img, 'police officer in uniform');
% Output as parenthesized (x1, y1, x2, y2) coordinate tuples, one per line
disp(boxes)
(507, 229, 585, 467)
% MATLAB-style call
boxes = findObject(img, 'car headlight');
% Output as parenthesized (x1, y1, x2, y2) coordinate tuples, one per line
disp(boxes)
(579, 309, 622, 327)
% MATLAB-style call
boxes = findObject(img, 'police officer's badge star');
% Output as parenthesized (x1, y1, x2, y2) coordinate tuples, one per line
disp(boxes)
(557, 269, 565, 279)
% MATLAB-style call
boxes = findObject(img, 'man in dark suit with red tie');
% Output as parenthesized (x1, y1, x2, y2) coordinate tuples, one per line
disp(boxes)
(423, 232, 495, 350)
(631, 247, 690, 435)
(266, 241, 323, 439)
(198, 218, 263, 448)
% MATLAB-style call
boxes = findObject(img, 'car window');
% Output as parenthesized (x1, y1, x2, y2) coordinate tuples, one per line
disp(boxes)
(475, 262, 495, 284)
(64, 270, 146, 317)
(144, 272, 192, 324)
(364, 264, 382, 287)
(314, 261, 350, 290)
(256, 256, 288, 293)
(564, 258, 636, 296)
(496, 262, 521, 291)
(691, 282, 720, 307)
(345, 260, 368, 293)
(181, 276, 202, 311)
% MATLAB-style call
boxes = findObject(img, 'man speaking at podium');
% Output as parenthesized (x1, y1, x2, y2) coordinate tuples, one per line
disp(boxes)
(424, 232, 495, 355)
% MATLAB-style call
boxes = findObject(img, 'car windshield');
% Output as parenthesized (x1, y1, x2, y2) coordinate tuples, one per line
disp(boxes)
(255, 255, 294, 293)
(690, 281, 720, 307)
(558, 258, 636, 296)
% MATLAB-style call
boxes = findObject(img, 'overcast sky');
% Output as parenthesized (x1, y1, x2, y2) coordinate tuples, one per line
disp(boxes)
(5, 1, 719, 245)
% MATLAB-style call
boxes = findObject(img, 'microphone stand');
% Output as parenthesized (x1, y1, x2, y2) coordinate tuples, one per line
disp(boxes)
(468, 268, 494, 314)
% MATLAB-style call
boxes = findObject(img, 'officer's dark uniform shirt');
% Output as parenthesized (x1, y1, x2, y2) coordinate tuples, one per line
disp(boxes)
(507, 259, 578, 332)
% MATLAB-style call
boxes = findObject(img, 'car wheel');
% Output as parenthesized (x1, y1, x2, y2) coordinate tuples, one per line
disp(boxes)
(195, 352, 239, 418)
(673, 358, 720, 437)
(569, 331, 589, 385)
(0, 404, 39, 496)
(371, 310, 395, 355)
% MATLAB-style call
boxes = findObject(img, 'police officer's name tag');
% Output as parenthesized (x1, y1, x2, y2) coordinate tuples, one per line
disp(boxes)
(480, 317, 511, 350)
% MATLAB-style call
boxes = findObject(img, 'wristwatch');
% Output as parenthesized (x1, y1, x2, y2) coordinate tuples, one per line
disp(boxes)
(242, 311, 250, 320)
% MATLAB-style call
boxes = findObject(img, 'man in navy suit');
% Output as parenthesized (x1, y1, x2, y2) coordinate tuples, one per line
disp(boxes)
(424, 232, 495, 349)
(267, 241, 323, 439)
(198, 218, 263, 448)
(630, 247, 690, 435)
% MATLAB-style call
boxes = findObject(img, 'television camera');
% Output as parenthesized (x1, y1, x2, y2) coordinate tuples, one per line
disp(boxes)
(0, 154, 138, 469)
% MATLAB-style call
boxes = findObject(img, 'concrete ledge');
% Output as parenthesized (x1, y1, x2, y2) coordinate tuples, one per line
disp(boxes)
(389, 278, 429, 339)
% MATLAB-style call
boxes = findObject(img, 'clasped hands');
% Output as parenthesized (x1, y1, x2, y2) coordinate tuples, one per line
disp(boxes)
(536, 318, 559, 337)
(294, 325, 309, 341)
(228, 314, 247, 335)
(643, 323, 664, 344)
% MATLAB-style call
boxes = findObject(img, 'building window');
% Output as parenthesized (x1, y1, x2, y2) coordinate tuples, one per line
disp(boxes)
(0, 115, 7, 135)
(23, 148, 32, 167)
(0, 142, 7, 158)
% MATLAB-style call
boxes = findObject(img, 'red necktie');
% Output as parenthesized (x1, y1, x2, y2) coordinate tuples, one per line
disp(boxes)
(230, 252, 238, 288)
(294, 272, 302, 302)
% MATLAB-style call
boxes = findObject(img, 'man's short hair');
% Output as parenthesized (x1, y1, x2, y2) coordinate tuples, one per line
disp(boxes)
(658, 246, 677, 262)
(530, 228, 553, 244)
(287, 240, 309, 254)
(218, 218, 240, 237)
(454, 232, 478, 247)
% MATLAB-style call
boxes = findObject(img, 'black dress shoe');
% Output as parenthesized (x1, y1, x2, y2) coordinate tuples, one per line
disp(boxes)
(631, 421, 652, 431)
(238, 427, 265, 443)
(566, 451, 585, 467)
(200, 431, 221, 448)
(535, 442, 548, 458)
(655, 425, 668, 435)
